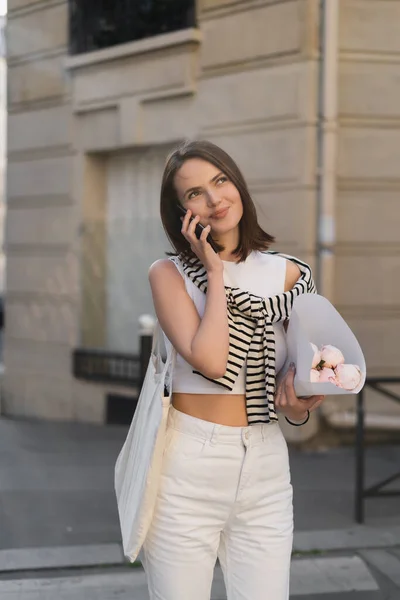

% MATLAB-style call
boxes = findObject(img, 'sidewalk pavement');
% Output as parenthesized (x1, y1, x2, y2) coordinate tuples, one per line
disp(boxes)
(1, 415, 400, 599)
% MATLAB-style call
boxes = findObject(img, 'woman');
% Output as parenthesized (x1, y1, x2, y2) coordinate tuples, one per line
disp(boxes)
(143, 140, 325, 600)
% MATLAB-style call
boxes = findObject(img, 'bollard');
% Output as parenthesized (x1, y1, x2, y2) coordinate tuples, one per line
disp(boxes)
(354, 388, 365, 524)
(139, 314, 156, 388)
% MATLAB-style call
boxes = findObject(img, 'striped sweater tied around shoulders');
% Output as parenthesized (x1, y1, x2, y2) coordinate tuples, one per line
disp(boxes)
(176, 251, 316, 425)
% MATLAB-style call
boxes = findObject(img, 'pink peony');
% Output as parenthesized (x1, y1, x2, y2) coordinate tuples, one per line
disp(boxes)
(318, 367, 336, 383)
(310, 369, 320, 382)
(320, 345, 345, 369)
(310, 343, 322, 369)
(335, 364, 362, 390)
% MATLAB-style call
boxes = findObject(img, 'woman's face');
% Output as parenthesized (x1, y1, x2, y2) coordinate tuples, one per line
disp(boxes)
(173, 158, 243, 238)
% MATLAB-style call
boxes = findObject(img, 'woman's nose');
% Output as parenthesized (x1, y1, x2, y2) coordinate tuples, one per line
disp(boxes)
(206, 188, 221, 206)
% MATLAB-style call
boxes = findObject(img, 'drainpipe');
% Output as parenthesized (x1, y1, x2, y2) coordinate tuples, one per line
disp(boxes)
(316, 0, 339, 300)
(283, 1, 340, 444)
(309, 0, 339, 437)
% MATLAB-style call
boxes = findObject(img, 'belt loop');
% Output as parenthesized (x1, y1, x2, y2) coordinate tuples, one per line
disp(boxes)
(210, 424, 219, 446)
(261, 424, 266, 443)
(242, 428, 250, 448)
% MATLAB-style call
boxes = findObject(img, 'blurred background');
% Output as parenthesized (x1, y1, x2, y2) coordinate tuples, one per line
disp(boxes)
(1, 0, 399, 441)
(0, 2, 399, 598)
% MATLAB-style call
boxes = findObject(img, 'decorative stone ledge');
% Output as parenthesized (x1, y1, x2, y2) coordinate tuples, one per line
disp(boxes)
(64, 28, 202, 149)
(64, 28, 201, 112)
(65, 28, 202, 71)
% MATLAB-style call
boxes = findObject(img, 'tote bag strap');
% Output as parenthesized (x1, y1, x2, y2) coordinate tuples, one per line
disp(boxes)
(151, 321, 176, 395)
(151, 320, 163, 357)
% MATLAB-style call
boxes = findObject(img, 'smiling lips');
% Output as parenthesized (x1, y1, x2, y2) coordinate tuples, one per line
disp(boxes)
(212, 206, 229, 219)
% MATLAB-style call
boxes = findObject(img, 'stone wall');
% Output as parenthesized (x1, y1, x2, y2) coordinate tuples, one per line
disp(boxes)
(4, 0, 109, 421)
(322, 0, 400, 427)
(4, 0, 321, 425)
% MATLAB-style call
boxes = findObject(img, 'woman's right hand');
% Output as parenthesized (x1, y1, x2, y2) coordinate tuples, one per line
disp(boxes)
(181, 209, 223, 274)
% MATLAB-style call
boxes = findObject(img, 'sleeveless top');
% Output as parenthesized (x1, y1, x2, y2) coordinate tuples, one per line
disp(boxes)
(163, 250, 288, 395)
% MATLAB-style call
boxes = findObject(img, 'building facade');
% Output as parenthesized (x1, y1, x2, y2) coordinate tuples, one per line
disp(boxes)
(3, 0, 400, 438)
(0, 14, 6, 345)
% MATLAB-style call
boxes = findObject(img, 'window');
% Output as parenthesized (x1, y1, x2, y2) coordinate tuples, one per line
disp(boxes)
(68, 0, 197, 55)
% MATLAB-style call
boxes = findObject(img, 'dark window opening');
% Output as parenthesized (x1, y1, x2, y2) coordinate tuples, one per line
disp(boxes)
(106, 393, 138, 425)
(68, 0, 197, 55)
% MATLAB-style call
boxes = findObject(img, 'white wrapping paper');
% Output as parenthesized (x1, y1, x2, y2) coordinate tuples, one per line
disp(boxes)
(278, 294, 366, 396)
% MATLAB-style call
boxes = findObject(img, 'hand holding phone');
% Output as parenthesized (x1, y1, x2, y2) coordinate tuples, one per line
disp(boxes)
(177, 204, 219, 253)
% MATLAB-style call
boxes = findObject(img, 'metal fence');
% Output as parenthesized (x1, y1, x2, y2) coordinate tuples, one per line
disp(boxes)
(73, 347, 140, 387)
(355, 377, 400, 523)
(73, 317, 156, 425)
(68, 0, 197, 55)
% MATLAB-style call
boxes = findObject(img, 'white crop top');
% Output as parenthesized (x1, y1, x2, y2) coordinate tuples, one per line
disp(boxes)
(163, 251, 288, 395)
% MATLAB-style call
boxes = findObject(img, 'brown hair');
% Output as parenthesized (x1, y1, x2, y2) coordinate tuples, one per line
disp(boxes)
(160, 140, 275, 262)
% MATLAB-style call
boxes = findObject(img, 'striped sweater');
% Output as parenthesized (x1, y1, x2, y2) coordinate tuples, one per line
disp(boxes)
(178, 251, 316, 424)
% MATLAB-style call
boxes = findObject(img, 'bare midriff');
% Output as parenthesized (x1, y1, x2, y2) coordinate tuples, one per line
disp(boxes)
(171, 393, 248, 427)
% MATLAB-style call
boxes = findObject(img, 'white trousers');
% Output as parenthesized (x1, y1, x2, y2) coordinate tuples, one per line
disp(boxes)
(142, 406, 293, 600)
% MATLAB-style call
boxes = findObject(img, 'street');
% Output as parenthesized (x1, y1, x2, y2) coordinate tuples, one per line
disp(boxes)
(0, 549, 400, 599)
(1, 416, 399, 598)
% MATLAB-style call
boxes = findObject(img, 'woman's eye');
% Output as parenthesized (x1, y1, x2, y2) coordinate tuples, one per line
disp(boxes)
(188, 190, 201, 200)
(217, 176, 227, 185)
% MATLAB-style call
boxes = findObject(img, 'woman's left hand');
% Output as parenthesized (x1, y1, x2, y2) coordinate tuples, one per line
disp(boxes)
(275, 363, 325, 423)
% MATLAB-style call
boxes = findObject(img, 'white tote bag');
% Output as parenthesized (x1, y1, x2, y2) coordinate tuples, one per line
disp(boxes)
(114, 322, 175, 562)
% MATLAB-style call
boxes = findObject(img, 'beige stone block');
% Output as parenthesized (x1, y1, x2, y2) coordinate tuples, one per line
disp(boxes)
(340, 0, 400, 54)
(338, 128, 400, 180)
(75, 107, 120, 151)
(71, 46, 198, 108)
(7, 156, 73, 198)
(8, 105, 73, 153)
(6, 298, 78, 345)
(335, 256, 400, 308)
(2, 370, 74, 421)
(139, 95, 198, 145)
(6, 206, 76, 246)
(339, 62, 400, 119)
(73, 381, 106, 424)
(206, 126, 316, 185)
(337, 191, 400, 244)
(8, 54, 66, 105)
(138, 58, 316, 145)
(26, 374, 74, 421)
(7, 253, 79, 296)
(252, 188, 316, 254)
(118, 97, 143, 146)
(8, 0, 40, 10)
(3, 338, 71, 376)
(137, 55, 316, 148)
(80, 155, 107, 349)
(342, 317, 400, 374)
(198, 61, 317, 127)
(7, 3, 68, 59)
(201, 1, 302, 70)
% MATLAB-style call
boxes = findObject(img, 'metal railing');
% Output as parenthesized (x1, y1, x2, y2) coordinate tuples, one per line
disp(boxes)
(73, 316, 157, 424)
(68, 0, 197, 55)
(355, 377, 400, 523)
(73, 347, 141, 387)
(73, 318, 155, 389)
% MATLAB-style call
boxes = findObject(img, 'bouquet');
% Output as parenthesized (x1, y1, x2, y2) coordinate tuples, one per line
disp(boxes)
(278, 294, 366, 397)
(310, 343, 362, 390)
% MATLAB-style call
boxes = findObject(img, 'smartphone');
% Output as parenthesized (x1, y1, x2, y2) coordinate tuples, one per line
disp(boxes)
(177, 204, 219, 253)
